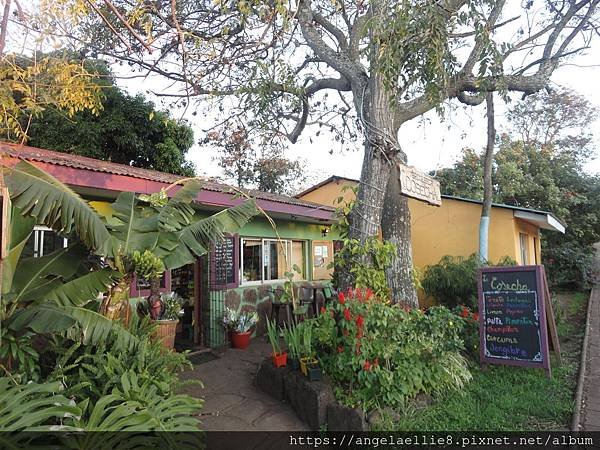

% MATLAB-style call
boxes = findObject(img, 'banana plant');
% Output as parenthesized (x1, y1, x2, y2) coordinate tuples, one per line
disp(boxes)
(3, 160, 259, 321)
(0, 205, 138, 353)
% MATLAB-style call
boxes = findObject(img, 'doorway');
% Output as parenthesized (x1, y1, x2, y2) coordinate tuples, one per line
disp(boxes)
(171, 263, 196, 351)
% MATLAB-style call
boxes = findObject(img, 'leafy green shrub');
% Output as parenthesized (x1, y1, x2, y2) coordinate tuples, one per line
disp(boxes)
(544, 245, 595, 288)
(0, 329, 40, 383)
(0, 378, 80, 431)
(49, 316, 193, 404)
(451, 305, 480, 360)
(312, 288, 471, 411)
(421, 254, 516, 309)
(328, 188, 396, 299)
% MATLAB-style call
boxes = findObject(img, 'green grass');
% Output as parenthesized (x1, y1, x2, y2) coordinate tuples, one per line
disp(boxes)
(380, 290, 588, 431)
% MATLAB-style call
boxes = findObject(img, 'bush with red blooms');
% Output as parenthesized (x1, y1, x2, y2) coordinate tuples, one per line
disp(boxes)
(312, 288, 471, 411)
(452, 305, 480, 360)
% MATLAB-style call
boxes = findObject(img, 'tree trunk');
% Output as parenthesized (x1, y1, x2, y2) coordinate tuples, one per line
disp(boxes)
(479, 93, 495, 265)
(148, 275, 162, 319)
(381, 158, 419, 307)
(342, 76, 398, 290)
(101, 273, 132, 322)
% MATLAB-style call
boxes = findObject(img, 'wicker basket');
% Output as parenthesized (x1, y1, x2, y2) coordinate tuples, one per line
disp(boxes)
(152, 319, 178, 350)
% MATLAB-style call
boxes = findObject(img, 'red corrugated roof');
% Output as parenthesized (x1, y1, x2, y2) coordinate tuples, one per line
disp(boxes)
(0, 142, 334, 211)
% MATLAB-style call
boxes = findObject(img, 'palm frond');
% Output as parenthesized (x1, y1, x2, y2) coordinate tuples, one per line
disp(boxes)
(110, 192, 159, 255)
(12, 247, 78, 304)
(46, 268, 122, 307)
(8, 304, 139, 350)
(3, 161, 114, 256)
(157, 199, 258, 269)
(158, 179, 203, 232)
(1, 207, 35, 296)
(0, 378, 81, 431)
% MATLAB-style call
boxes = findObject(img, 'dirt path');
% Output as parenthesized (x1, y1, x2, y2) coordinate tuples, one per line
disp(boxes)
(178, 338, 308, 431)
(576, 242, 600, 431)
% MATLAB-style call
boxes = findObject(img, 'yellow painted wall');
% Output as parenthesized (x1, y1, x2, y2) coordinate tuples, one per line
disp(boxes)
(300, 179, 357, 208)
(410, 198, 518, 268)
(298, 180, 543, 269)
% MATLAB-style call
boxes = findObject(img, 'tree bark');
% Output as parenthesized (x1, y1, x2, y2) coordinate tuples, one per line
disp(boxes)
(341, 76, 398, 290)
(479, 92, 495, 265)
(101, 273, 132, 322)
(381, 159, 419, 307)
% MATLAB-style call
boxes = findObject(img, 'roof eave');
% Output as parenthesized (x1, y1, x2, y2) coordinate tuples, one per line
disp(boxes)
(513, 210, 566, 233)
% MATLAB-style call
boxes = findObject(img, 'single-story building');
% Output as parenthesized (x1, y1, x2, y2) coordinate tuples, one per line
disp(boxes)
(297, 175, 566, 287)
(1, 142, 338, 348)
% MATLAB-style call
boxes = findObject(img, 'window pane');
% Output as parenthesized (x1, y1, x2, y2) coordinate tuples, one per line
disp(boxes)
(291, 241, 305, 280)
(242, 239, 262, 282)
(22, 230, 37, 258)
(264, 240, 288, 281)
(43, 230, 65, 256)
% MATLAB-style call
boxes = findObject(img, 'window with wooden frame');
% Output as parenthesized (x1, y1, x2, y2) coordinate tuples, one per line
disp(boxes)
(240, 237, 306, 285)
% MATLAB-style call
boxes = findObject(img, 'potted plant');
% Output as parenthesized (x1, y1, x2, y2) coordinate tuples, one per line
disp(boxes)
(282, 323, 301, 370)
(265, 318, 287, 368)
(299, 322, 321, 381)
(222, 307, 258, 349)
(150, 292, 185, 350)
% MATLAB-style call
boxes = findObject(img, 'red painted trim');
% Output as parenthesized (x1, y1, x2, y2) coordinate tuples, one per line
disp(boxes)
(3, 156, 333, 221)
(130, 271, 172, 298)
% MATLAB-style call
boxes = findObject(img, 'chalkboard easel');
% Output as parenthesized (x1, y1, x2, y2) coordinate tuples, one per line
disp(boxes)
(477, 265, 560, 378)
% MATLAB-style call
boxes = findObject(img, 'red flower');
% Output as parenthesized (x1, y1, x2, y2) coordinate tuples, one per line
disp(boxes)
(356, 329, 363, 339)
(337, 346, 344, 353)
(460, 307, 469, 318)
(365, 289, 374, 301)
(343, 308, 351, 321)
(320, 306, 326, 315)
(338, 292, 346, 304)
(472, 313, 479, 321)
(356, 288, 363, 300)
(363, 360, 372, 371)
(355, 315, 364, 328)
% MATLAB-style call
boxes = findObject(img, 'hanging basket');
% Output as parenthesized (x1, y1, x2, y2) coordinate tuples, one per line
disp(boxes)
(152, 319, 178, 350)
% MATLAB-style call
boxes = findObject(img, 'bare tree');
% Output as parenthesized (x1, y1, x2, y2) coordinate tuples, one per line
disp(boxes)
(41, 0, 600, 305)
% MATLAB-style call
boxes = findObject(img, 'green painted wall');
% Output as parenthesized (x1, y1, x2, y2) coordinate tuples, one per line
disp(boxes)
(237, 216, 339, 241)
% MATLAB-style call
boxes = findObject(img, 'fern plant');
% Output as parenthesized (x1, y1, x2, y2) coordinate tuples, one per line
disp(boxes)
(0, 378, 80, 431)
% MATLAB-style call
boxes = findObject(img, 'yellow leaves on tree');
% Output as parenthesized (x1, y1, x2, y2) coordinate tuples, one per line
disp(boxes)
(0, 55, 104, 142)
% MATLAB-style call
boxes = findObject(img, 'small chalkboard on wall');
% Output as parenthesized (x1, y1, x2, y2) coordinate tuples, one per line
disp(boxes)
(211, 235, 237, 288)
(477, 265, 560, 377)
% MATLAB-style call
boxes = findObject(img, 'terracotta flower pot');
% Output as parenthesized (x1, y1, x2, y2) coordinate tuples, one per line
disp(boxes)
(152, 319, 178, 350)
(272, 352, 288, 368)
(230, 330, 252, 349)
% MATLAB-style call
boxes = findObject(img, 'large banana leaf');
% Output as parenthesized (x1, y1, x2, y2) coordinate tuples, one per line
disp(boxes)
(8, 304, 139, 350)
(11, 247, 80, 305)
(1, 207, 35, 295)
(156, 198, 259, 269)
(157, 179, 202, 232)
(3, 161, 114, 257)
(109, 192, 159, 255)
(0, 378, 81, 431)
(45, 268, 122, 307)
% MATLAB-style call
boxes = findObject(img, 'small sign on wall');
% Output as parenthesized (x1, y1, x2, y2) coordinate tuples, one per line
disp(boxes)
(398, 163, 442, 206)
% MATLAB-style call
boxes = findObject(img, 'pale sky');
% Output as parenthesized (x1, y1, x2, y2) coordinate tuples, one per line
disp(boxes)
(114, 22, 600, 193)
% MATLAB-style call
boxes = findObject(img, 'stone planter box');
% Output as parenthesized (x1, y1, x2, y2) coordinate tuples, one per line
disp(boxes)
(283, 369, 335, 429)
(327, 403, 368, 431)
(256, 357, 290, 401)
(256, 358, 335, 429)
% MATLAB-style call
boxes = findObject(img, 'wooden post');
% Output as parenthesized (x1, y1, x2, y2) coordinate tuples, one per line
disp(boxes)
(542, 266, 561, 365)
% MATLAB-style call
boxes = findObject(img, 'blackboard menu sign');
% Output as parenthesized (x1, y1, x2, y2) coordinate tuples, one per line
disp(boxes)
(478, 265, 557, 375)
(212, 235, 237, 287)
